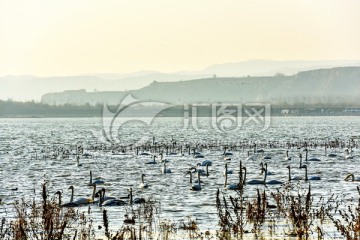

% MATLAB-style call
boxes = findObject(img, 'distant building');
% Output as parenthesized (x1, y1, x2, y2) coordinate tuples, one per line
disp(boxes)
(345, 107, 360, 113)
(281, 109, 289, 114)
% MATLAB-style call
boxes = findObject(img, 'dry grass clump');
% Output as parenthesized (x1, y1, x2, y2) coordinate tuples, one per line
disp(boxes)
(1, 183, 89, 240)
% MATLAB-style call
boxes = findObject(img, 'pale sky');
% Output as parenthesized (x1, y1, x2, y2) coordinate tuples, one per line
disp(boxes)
(0, 0, 360, 76)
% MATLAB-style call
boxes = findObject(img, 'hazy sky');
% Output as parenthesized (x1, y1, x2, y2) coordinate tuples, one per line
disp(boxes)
(1, 0, 360, 76)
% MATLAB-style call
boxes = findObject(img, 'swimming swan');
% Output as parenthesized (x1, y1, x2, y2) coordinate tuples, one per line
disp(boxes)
(138, 174, 149, 188)
(191, 172, 202, 191)
(344, 173, 360, 182)
(303, 165, 321, 181)
(88, 171, 105, 186)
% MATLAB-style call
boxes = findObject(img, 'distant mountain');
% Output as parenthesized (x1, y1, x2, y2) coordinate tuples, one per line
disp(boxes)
(200, 60, 360, 76)
(41, 66, 360, 106)
(0, 73, 212, 101)
(2, 60, 360, 101)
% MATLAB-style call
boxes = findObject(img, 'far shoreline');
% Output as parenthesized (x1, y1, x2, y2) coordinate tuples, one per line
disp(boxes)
(1, 113, 360, 118)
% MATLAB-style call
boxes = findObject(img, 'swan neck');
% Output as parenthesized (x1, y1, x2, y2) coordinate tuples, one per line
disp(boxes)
(70, 187, 74, 203)
(288, 167, 291, 182)
(243, 168, 247, 185)
(345, 174, 354, 181)
(58, 193, 62, 206)
(92, 184, 96, 200)
(98, 191, 103, 206)
(347, 174, 355, 181)
(129, 190, 133, 205)
(224, 171, 228, 187)
(263, 167, 267, 183)
(265, 164, 268, 175)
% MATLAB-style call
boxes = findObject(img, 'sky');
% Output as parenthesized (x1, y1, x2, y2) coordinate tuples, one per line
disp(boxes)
(0, 0, 360, 77)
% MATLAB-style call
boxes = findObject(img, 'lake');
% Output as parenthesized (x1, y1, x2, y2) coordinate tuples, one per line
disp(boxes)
(0, 116, 359, 238)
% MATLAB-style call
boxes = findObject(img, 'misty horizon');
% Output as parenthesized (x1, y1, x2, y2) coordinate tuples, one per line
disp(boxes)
(2, 59, 360, 102)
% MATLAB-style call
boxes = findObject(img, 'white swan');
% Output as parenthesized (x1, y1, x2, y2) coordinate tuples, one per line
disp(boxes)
(344, 149, 353, 159)
(224, 165, 240, 190)
(159, 152, 170, 163)
(88, 171, 105, 186)
(263, 163, 283, 185)
(138, 174, 149, 188)
(97, 189, 126, 206)
(203, 164, 211, 177)
(192, 163, 208, 176)
(303, 165, 321, 181)
(245, 150, 257, 161)
(344, 173, 360, 182)
(186, 170, 202, 183)
(162, 162, 172, 174)
(286, 165, 302, 181)
(200, 160, 212, 166)
(284, 150, 291, 160)
(186, 171, 193, 183)
(223, 163, 233, 175)
(260, 163, 275, 175)
(146, 155, 157, 164)
(299, 154, 306, 169)
(190, 163, 210, 176)
(191, 172, 202, 191)
(198, 163, 209, 176)
(128, 188, 146, 204)
(194, 153, 204, 158)
(101, 188, 116, 201)
(243, 167, 265, 185)
(140, 152, 151, 156)
(68, 185, 95, 205)
(223, 149, 233, 156)
(305, 149, 321, 162)
(55, 191, 79, 208)
(193, 149, 204, 158)
(76, 156, 82, 166)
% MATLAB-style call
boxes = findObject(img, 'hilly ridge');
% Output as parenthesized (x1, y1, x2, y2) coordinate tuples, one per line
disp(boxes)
(41, 66, 360, 106)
